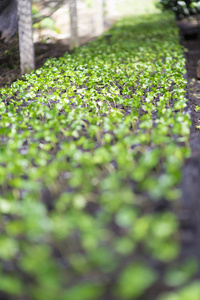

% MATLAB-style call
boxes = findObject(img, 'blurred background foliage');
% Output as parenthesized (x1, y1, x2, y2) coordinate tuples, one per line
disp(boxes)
(157, 0, 200, 19)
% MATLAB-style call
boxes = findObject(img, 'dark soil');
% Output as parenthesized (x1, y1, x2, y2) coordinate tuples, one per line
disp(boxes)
(178, 17, 200, 271)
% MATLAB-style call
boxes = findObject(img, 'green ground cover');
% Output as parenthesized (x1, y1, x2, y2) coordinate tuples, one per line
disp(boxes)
(0, 11, 198, 300)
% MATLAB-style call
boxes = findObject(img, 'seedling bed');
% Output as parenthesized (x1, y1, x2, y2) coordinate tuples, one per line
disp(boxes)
(0, 12, 199, 300)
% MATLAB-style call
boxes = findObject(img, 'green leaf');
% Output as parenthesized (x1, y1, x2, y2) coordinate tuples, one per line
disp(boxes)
(116, 263, 157, 299)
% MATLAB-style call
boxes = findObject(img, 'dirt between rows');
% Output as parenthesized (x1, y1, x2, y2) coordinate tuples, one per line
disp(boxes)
(178, 18, 200, 273)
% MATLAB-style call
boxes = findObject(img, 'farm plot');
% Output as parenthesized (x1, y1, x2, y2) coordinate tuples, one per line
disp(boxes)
(0, 12, 199, 300)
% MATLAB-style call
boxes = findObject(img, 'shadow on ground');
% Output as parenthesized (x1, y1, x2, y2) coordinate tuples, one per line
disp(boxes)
(178, 17, 200, 270)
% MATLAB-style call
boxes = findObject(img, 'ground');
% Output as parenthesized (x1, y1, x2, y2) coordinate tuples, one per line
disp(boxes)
(178, 17, 200, 264)
(0, 12, 200, 299)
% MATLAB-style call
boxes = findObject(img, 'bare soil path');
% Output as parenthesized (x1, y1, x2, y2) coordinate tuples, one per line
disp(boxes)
(178, 18, 200, 272)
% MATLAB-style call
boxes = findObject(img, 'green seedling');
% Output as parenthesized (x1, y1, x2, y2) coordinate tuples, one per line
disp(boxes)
(194, 105, 200, 112)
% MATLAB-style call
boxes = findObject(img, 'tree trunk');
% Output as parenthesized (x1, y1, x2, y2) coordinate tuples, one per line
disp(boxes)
(17, 0, 35, 74)
(93, 0, 104, 37)
(69, 0, 79, 50)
